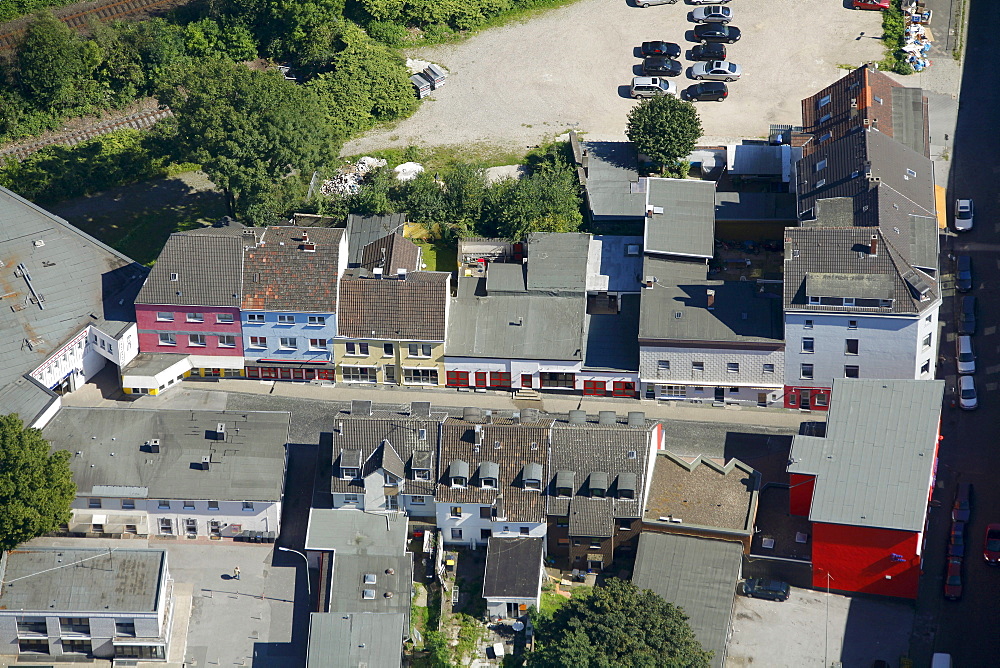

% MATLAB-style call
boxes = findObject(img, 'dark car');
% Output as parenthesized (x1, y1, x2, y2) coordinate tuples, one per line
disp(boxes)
(741, 578, 790, 601)
(694, 23, 742, 44)
(641, 41, 682, 58)
(948, 521, 967, 558)
(643, 57, 683, 76)
(944, 557, 962, 600)
(959, 295, 977, 335)
(984, 524, 1000, 564)
(684, 81, 728, 101)
(952, 482, 972, 523)
(956, 255, 973, 292)
(691, 42, 727, 61)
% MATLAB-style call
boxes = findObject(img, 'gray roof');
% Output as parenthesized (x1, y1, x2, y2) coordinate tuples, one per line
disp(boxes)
(43, 408, 289, 502)
(644, 178, 716, 259)
(633, 534, 742, 668)
(578, 140, 647, 221)
(360, 233, 421, 275)
(0, 547, 166, 614)
(328, 553, 412, 617)
(584, 293, 640, 371)
(136, 233, 244, 307)
(346, 214, 406, 267)
(639, 256, 783, 343)
(805, 272, 894, 300)
(0, 376, 58, 428)
(0, 186, 146, 395)
(787, 378, 945, 531)
(486, 263, 527, 294)
(726, 143, 784, 176)
(483, 537, 544, 599)
(526, 233, 590, 293)
(306, 508, 408, 554)
(586, 235, 644, 292)
(891, 86, 928, 157)
(307, 612, 404, 668)
(714, 192, 797, 222)
(122, 352, 190, 377)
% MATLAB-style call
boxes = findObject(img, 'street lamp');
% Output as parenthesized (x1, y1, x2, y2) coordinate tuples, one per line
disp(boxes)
(278, 546, 311, 597)
(823, 571, 834, 668)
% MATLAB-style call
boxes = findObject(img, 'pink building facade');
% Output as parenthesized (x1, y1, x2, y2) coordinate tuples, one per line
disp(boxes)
(136, 304, 245, 358)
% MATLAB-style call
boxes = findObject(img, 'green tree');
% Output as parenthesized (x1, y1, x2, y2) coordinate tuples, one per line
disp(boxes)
(482, 166, 582, 240)
(16, 11, 101, 111)
(529, 578, 712, 668)
(0, 414, 76, 552)
(626, 95, 702, 176)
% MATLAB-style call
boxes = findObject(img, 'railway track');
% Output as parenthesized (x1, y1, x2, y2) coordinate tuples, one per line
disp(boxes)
(0, 0, 182, 51)
(0, 106, 173, 161)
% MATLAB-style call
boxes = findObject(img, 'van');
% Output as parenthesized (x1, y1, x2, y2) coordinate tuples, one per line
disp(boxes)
(931, 653, 952, 668)
(957, 335, 975, 374)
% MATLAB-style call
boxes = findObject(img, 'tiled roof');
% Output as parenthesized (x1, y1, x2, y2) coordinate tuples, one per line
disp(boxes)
(436, 416, 553, 524)
(360, 233, 421, 275)
(136, 233, 244, 307)
(483, 537, 544, 599)
(338, 271, 450, 341)
(346, 214, 406, 267)
(242, 227, 344, 312)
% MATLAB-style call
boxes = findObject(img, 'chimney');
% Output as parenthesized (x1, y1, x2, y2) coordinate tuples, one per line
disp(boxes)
(706, 289, 716, 310)
(215, 423, 226, 441)
(351, 400, 373, 416)
(200, 455, 211, 471)
(869, 234, 878, 256)
(373, 268, 384, 279)
(627, 411, 646, 428)
(302, 241, 316, 252)
(149, 439, 160, 454)
(302, 230, 309, 242)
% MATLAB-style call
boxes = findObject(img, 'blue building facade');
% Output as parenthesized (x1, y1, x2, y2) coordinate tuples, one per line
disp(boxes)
(241, 311, 338, 363)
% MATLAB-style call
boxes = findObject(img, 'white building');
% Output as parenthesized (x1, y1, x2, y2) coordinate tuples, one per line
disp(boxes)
(482, 537, 544, 620)
(43, 408, 290, 540)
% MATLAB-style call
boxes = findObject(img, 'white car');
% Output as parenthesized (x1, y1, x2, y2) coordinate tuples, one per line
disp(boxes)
(690, 0, 730, 4)
(630, 76, 678, 98)
(959, 375, 978, 410)
(637, 0, 678, 5)
(691, 60, 742, 81)
(955, 199, 974, 232)
(957, 335, 976, 375)
(692, 5, 733, 22)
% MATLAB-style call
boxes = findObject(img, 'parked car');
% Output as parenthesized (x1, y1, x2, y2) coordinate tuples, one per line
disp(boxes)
(956, 335, 975, 375)
(694, 23, 741, 43)
(637, 0, 677, 5)
(691, 0, 730, 3)
(853, 0, 891, 8)
(944, 558, 963, 600)
(692, 5, 733, 23)
(643, 57, 683, 76)
(741, 578, 790, 601)
(954, 199, 974, 232)
(683, 81, 728, 101)
(983, 524, 1000, 564)
(691, 42, 727, 61)
(630, 76, 678, 98)
(952, 483, 972, 522)
(959, 295, 976, 335)
(641, 41, 682, 58)
(959, 375, 978, 410)
(948, 521, 967, 557)
(955, 255, 973, 292)
(690, 60, 742, 81)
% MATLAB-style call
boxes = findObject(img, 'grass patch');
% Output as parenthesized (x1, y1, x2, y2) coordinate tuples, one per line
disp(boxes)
(413, 239, 458, 272)
(540, 590, 570, 616)
(411, 583, 429, 641)
(452, 613, 488, 664)
(396, 0, 586, 48)
(345, 142, 531, 172)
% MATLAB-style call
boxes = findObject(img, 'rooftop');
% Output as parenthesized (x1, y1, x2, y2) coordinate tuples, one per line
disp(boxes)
(583, 293, 640, 371)
(328, 552, 413, 617)
(633, 534, 742, 668)
(574, 137, 646, 221)
(242, 226, 345, 313)
(307, 612, 404, 668)
(643, 178, 716, 260)
(121, 352, 191, 377)
(43, 408, 290, 502)
(360, 233, 421, 275)
(0, 376, 58, 428)
(136, 233, 243, 308)
(585, 235, 644, 293)
(338, 270, 450, 341)
(0, 547, 166, 614)
(788, 379, 944, 531)
(526, 233, 590, 293)
(306, 508, 408, 554)
(483, 537, 544, 599)
(714, 192, 797, 222)
(346, 213, 406, 267)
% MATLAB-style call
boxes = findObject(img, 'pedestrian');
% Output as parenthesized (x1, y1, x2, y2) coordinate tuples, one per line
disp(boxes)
(234, 566, 240, 580)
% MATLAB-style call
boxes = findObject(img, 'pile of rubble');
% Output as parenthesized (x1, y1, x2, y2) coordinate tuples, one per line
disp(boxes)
(319, 156, 387, 196)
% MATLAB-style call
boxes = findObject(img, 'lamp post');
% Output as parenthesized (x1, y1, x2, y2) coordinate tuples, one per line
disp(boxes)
(824, 571, 833, 668)
(278, 546, 311, 597)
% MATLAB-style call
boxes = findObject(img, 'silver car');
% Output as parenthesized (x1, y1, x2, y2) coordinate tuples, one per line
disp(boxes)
(631, 77, 677, 98)
(691, 60, 741, 82)
(692, 5, 733, 22)
(637, 0, 677, 5)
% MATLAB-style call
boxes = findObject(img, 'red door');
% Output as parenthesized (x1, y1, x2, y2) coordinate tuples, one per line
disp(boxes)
(475, 372, 488, 388)
(583, 380, 606, 396)
(521, 374, 533, 388)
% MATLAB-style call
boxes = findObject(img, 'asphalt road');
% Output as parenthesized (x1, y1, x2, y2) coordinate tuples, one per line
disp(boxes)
(911, 0, 1000, 664)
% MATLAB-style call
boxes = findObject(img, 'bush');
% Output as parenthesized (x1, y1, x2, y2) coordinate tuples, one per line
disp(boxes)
(367, 20, 408, 45)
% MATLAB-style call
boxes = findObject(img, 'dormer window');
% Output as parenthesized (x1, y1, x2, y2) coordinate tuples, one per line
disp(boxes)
(589, 472, 608, 498)
(555, 470, 575, 498)
(340, 448, 362, 480)
(342, 467, 359, 480)
(414, 468, 431, 481)
(479, 461, 499, 489)
(524, 462, 543, 491)
(450, 460, 469, 488)
(617, 472, 637, 500)
(384, 472, 399, 487)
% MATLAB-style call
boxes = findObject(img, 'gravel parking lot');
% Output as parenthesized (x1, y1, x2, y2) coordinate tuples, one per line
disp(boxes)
(344, 0, 886, 155)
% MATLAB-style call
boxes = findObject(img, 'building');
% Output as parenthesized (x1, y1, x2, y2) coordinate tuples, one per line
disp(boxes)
(43, 408, 290, 540)
(344, 213, 407, 268)
(786, 378, 944, 598)
(306, 612, 405, 668)
(482, 536, 544, 620)
(546, 410, 660, 571)
(242, 226, 347, 381)
(571, 134, 646, 227)
(335, 267, 450, 386)
(0, 186, 146, 427)
(435, 408, 552, 546)
(0, 547, 172, 661)
(328, 400, 448, 517)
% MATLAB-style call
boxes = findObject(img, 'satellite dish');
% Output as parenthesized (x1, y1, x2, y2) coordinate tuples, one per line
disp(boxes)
(512, 621, 525, 632)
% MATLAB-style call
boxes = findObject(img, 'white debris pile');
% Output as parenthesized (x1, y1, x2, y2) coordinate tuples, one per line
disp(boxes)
(319, 156, 388, 196)
(394, 162, 425, 181)
(406, 58, 433, 75)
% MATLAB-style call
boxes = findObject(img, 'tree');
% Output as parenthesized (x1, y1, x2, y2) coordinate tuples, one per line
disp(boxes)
(16, 11, 101, 111)
(626, 95, 702, 175)
(0, 414, 76, 551)
(529, 578, 712, 668)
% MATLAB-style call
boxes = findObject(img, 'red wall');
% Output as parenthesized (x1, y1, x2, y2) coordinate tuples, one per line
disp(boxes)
(789, 474, 815, 517)
(812, 522, 921, 598)
(783, 386, 832, 410)
(136, 304, 244, 356)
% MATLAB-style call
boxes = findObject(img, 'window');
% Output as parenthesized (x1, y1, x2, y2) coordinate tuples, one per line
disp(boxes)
(816, 179, 826, 188)
(418, 428, 427, 441)
(247, 313, 265, 323)
(189, 334, 206, 347)
(186, 313, 204, 323)
(17, 618, 47, 635)
(804, 319, 814, 329)
(383, 343, 394, 357)
(906, 168, 917, 178)
(121, 498, 135, 510)
(923, 333, 932, 348)
(818, 113, 832, 123)
(447, 370, 470, 387)
(845, 365, 859, 378)
(307, 315, 326, 325)
(540, 372, 575, 389)
(589, 539, 601, 549)
(18, 639, 49, 654)
(345, 342, 369, 356)
(411, 495, 426, 505)
(815, 159, 827, 171)
(845, 339, 859, 355)
(278, 314, 295, 324)
(183, 501, 195, 510)
(619, 519, 634, 531)
(208, 500, 219, 510)
(479, 507, 493, 519)
(481, 476, 497, 489)
(817, 94, 831, 108)
(525, 477, 541, 491)
(814, 394, 829, 407)
(874, 95, 883, 104)
(404, 368, 438, 385)
(556, 517, 569, 528)
(115, 621, 136, 637)
(249, 336, 266, 348)
(342, 366, 376, 382)
(692, 361, 705, 371)
(921, 360, 931, 374)
(763, 363, 775, 374)
(242, 501, 254, 512)
(89, 498, 101, 508)
(279, 337, 296, 350)
(159, 518, 173, 535)
(729, 387, 740, 394)
(819, 132, 832, 143)
(848, 320, 858, 329)
(520, 527, 530, 535)
(309, 338, 328, 350)
(62, 639, 92, 655)
(451, 529, 463, 540)
(159, 333, 176, 346)
(158, 500, 170, 509)
(218, 335, 236, 348)
(125, 524, 137, 534)
(451, 506, 463, 518)
(663, 385, 687, 398)
(802, 337, 814, 353)
(800, 364, 814, 380)
(156, 311, 174, 321)
(727, 362, 740, 373)
(217, 313, 234, 324)
(344, 494, 359, 504)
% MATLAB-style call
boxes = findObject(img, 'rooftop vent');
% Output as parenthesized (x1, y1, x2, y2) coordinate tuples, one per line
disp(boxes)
(363, 573, 376, 585)
(200, 456, 211, 471)
(362, 589, 376, 600)
(598, 411, 616, 426)
(643, 276, 656, 288)
(33, 239, 44, 247)
(215, 423, 226, 440)
(568, 410, 586, 425)
(301, 242, 316, 252)
(463, 406, 482, 422)
(149, 439, 161, 454)
(625, 244, 640, 256)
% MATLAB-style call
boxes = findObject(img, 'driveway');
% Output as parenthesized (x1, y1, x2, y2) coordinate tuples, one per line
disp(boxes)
(343, 0, 886, 155)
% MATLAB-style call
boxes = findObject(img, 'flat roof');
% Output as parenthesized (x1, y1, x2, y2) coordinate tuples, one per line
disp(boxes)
(579, 140, 646, 220)
(329, 553, 412, 617)
(586, 235, 644, 292)
(526, 233, 590, 293)
(306, 508, 408, 555)
(0, 547, 165, 614)
(644, 178, 716, 259)
(483, 537, 544, 599)
(714, 192, 796, 222)
(43, 408, 290, 502)
(307, 612, 404, 668)
(583, 293, 640, 371)
(0, 376, 58, 427)
(122, 352, 190, 377)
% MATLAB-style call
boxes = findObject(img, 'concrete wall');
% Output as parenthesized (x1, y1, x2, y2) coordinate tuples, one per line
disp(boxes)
(435, 502, 546, 546)
(136, 304, 244, 357)
(242, 310, 337, 362)
(639, 345, 784, 405)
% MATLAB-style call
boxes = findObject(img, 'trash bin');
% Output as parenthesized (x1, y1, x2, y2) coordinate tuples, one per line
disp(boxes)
(266, 531, 276, 543)
(410, 73, 432, 99)
(254, 531, 263, 543)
